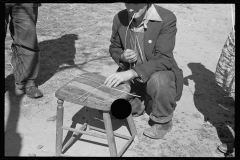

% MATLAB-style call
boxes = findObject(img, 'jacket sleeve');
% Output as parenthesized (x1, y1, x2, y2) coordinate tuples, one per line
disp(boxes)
(132, 13, 177, 83)
(109, 15, 125, 69)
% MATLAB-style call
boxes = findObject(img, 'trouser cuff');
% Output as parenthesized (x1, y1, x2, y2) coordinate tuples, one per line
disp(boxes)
(150, 112, 173, 123)
(15, 80, 35, 90)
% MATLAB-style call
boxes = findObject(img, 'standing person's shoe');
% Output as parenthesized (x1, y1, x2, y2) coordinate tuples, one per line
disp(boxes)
(15, 80, 43, 98)
(217, 143, 235, 155)
(143, 120, 172, 139)
(24, 85, 43, 98)
(217, 143, 228, 153)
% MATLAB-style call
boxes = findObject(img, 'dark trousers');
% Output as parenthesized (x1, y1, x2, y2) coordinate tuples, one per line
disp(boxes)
(130, 70, 177, 123)
(5, 4, 40, 89)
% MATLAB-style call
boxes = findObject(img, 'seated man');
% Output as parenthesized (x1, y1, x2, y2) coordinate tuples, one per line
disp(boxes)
(104, 3, 183, 139)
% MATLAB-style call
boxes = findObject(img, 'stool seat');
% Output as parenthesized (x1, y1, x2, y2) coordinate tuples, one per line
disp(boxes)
(55, 73, 138, 157)
(55, 73, 131, 111)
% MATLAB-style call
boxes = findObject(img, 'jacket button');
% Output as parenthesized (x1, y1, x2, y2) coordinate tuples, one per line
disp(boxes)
(148, 40, 152, 43)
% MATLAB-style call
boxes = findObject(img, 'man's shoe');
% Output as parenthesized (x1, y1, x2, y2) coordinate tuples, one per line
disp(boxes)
(24, 86, 43, 98)
(143, 120, 172, 139)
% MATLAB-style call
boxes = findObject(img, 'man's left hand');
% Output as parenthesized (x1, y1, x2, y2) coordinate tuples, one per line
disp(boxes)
(104, 70, 138, 88)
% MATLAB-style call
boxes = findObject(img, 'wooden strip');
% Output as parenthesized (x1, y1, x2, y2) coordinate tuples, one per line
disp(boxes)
(117, 136, 134, 157)
(73, 78, 125, 97)
(89, 126, 131, 140)
(65, 85, 106, 101)
(117, 92, 127, 99)
(60, 87, 113, 103)
(66, 81, 120, 100)
(58, 89, 114, 103)
(62, 126, 107, 139)
(75, 74, 132, 95)
(82, 72, 105, 80)
(55, 91, 112, 111)
(79, 73, 106, 84)
(60, 85, 116, 102)
(58, 75, 137, 101)
(77, 84, 103, 101)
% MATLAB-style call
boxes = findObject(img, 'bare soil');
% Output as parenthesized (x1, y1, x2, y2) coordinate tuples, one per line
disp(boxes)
(5, 3, 235, 157)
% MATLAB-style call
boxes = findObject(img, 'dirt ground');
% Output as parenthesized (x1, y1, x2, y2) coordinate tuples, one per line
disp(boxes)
(4, 3, 235, 157)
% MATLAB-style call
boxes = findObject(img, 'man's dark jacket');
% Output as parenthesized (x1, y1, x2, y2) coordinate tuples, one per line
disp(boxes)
(109, 4, 183, 101)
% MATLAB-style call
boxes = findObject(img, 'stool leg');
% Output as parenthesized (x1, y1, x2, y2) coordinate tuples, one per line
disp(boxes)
(56, 99, 64, 156)
(86, 108, 91, 131)
(126, 114, 139, 143)
(103, 111, 118, 157)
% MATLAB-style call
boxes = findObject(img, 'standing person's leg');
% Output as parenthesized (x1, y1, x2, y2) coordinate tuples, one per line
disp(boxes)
(143, 70, 177, 139)
(5, 4, 12, 39)
(9, 5, 42, 98)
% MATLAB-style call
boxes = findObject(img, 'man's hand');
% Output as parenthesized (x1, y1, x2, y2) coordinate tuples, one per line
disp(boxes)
(104, 70, 138, 88)
(121, 49, 138, 63)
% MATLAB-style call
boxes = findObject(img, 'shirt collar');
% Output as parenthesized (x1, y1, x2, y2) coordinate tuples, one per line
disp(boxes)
(143, 4, 162, 22)
(139, 4, 162, 29)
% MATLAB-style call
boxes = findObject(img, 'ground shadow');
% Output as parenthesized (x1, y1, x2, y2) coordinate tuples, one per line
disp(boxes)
(62, 107, 132, 154)
(36, 33, 111, 86)
(5, 74, 24, 156)
(184, 63, 235, 153)
(36, 34, 78, 86)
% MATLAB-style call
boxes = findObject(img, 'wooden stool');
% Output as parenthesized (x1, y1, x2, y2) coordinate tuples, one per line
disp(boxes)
(55, 73, 139, 157)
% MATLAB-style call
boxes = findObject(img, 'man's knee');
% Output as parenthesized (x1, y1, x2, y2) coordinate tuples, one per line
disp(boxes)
(147, 71, 175, 90)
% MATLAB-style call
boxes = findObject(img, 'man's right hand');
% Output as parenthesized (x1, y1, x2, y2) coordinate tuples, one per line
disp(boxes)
(121, 49, 138, 63)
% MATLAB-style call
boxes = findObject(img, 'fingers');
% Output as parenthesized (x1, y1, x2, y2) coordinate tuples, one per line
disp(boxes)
(127, 52, 137, 58)
(124, 50, 138, 63)
(131, 56, 138, 63)
(127, 55, 138, 63)
(113, 80, 121, 88)
(104, 73, 119, 88)
(104, 73, 116, 85)
(104, 73, 123, 88)
(125, 49, 134, 53)
(108, 78, 119, 88)
(128, 54, 138, 61)
(124, 49, 137, 58)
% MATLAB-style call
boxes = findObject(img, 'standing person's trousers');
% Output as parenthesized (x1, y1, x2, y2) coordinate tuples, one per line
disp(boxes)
(5, 4, 40, 89)
(130, 70, 177, 123)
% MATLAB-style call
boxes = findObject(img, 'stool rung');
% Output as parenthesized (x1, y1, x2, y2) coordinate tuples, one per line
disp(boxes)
(118, 136, 135, 157)
(62, 123, 88, 151)
(89, 126, 131, 140)
(62, 126, 107, 139)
